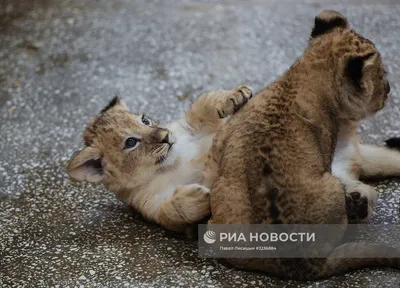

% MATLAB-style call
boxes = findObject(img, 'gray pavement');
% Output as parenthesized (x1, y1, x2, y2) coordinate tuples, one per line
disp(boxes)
(1, 0, 400, 287)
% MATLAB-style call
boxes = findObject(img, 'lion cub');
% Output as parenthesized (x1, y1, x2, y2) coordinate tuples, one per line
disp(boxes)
(67, 86, 252, 232)
(205, 11, 397, 279)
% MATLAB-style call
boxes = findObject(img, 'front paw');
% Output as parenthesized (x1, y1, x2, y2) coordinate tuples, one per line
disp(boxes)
(345, 182, 377, 221)
(173, 184, 211, 223)
(216, 85, 253, 118)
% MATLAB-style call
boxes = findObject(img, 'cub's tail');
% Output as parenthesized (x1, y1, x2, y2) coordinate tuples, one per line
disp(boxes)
(227, 242, 400, 280)
(314, 242, 400, 279)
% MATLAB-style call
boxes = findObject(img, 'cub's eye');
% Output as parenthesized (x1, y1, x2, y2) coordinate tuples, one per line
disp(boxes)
(141, 115, 151, 126)
(124, 137, 140, 150)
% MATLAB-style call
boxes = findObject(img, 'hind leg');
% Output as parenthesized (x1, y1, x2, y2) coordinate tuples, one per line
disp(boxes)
(209, 173, 252, 224)
(359, 143, 400, 179)
(332, 124, 377, 221)
(206, 130, 253, 224)
(305, 172, 349, 225)
(341, 141, 400, 220)
(342, 142, 400, 220)
(344, 181, 377, 221)
(157, 184, 211, 232)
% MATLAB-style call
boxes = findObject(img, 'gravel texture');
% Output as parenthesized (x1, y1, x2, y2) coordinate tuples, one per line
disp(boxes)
(1, 0, 400, 287)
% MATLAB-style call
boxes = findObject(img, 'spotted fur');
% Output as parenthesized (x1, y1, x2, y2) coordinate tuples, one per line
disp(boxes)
(204, 11, 398, 279)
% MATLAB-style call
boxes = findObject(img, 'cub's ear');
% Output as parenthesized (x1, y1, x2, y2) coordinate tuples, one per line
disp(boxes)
(311, 10, 348, 38)
(345, 52, 377, 93)
(66, 147, 104, 183)
(101, 96, 128, 113)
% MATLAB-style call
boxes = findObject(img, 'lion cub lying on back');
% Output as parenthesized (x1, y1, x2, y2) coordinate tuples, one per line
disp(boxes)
(67, 86, 252, 232)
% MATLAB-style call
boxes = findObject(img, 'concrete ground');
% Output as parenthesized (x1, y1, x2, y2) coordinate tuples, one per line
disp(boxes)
(1, 0, 400, 287)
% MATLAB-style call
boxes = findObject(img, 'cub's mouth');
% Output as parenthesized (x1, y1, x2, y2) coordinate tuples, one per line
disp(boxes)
(156, 141, 174, 165)
(167, 142, 174, 152)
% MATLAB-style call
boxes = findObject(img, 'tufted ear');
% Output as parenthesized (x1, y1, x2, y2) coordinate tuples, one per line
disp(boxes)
(345, 52, 377, 93)
(311, 10, 348, 38)
(66, 147, 104, 183)
(101, 96, 129, 113)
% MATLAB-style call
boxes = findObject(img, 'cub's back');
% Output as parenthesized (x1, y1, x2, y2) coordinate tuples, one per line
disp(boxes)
(218, 83, 331, 179)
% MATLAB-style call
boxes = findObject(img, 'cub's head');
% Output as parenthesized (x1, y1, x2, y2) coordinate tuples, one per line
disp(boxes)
(67, 97, 177, 194)
(309, 10, 390, 121)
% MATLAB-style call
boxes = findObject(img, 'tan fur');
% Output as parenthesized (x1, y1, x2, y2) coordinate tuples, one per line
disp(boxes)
(205, 11, 397, 279)
(67, 86, 252, 232)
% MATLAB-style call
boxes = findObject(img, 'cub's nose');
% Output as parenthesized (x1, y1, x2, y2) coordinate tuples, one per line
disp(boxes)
(154, 128, 169, 144)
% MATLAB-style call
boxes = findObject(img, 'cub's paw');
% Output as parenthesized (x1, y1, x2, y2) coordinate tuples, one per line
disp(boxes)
(173, 184, 211, 223)
(345, 182, 377, 221)
(216, 85, 253, 118)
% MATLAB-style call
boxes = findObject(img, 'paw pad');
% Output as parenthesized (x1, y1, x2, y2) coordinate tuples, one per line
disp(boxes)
(350, 192, 361, 201)
(346, 193, 369, 220)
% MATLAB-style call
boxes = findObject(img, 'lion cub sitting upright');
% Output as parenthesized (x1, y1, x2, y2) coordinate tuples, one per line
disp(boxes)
(67, 85, 252, 232)
(205, 11, 396, 279)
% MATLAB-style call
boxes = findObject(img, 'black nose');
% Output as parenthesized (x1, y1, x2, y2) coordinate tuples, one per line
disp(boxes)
(161, 134, 169, 144)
